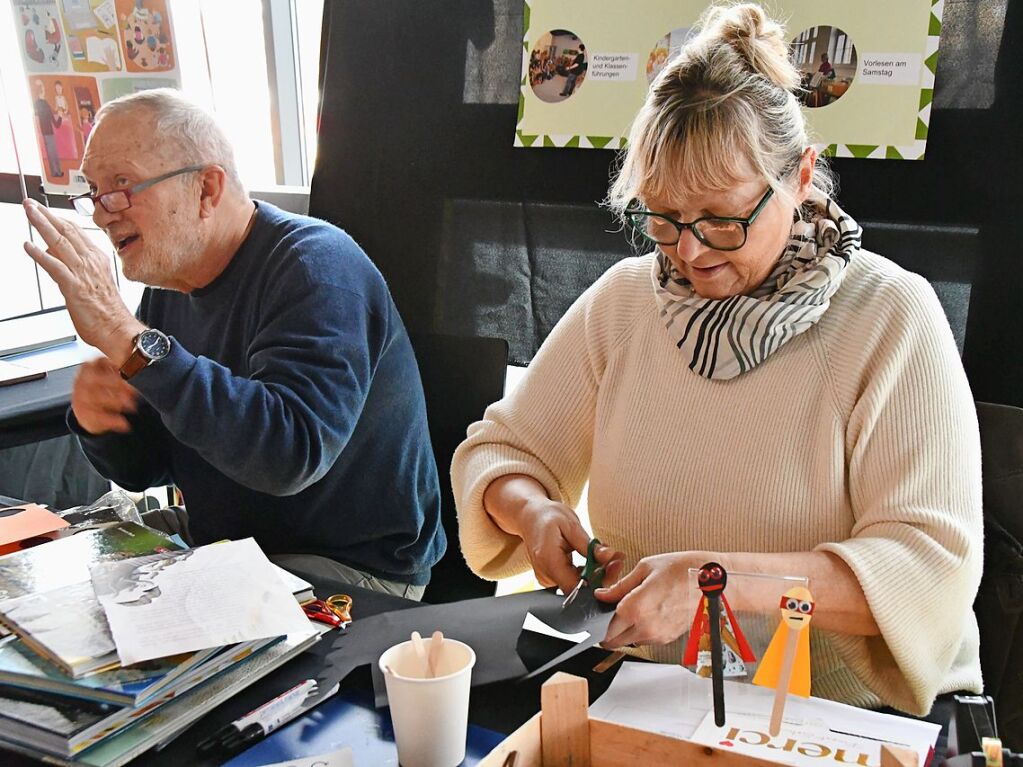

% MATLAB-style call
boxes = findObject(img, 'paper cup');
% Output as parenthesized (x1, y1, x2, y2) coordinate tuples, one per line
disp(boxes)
(379, 638, 476, 767)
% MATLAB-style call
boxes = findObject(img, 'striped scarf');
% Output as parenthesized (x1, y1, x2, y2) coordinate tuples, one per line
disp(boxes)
(652, 196, 862, 380)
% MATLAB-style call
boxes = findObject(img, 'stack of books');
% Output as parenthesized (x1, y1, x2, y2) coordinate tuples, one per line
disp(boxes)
(0, 522, 320, 765)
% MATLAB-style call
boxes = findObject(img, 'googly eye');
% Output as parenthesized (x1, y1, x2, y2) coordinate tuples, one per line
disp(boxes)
(799, 601, 812, 613)
(699, 570, 709, 582)
(710, 566, 722, 579)
(786, 598, 799, 610)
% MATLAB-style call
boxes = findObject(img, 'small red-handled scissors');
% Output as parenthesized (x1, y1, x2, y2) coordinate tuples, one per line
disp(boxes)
(301, 594, 353, 629)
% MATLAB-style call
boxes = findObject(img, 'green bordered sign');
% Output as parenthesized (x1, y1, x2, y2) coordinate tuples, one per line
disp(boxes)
(516, 0, 943, 160)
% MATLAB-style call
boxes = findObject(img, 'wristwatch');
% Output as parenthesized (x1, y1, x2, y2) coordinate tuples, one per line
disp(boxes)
(119, 328, 172, 380)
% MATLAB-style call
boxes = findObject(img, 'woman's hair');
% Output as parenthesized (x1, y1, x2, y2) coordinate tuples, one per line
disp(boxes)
(607, 2, 834, 218)
(94, 88, 244, 194)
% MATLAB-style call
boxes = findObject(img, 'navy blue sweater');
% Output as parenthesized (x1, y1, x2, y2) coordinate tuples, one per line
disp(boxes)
(72, 202, 445, 585)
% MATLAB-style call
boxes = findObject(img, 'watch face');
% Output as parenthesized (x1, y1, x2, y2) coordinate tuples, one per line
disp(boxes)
(139, 329, 171, 360)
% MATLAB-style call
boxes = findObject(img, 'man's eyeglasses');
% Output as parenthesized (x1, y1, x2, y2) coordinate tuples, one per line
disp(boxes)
(624, 186, 774, 252)
(70, 164, 206, 217)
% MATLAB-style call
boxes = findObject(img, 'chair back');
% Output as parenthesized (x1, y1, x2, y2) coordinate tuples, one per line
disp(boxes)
(973, 401, 1023, 747)
(410, 333, 508, 602)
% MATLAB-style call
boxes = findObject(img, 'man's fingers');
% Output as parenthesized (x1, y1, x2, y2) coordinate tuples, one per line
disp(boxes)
(24, 199, 91, 262)
(23, 240, 73, 284)
(24, 199, 69, 248)
(73, 407, 132, 435)
(74, 362, 139, 414)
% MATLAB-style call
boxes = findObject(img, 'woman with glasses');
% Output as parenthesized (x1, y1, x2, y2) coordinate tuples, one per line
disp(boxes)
(453, 2, 981, 716)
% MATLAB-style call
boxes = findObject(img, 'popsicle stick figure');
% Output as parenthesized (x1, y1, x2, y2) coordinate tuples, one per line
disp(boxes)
(682, 562, 754, 727)
(752, 586, 815, 735)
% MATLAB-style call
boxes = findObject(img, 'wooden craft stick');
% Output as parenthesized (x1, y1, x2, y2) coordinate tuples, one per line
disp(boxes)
(769, 625, 800, 735)
(427, 630, 444, 677)
(593, 650, 627, 673)
(410, 631, 429, 676)
(708, 593, 725, 726)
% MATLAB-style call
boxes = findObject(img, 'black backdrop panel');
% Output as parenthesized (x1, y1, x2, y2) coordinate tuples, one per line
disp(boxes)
(311, 0, 1021, 404)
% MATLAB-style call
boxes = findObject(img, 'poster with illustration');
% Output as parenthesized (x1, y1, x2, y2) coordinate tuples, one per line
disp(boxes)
(99, 75, 175, 101)
(517, 0, 943, 160)
(58, 0, 122, 72)
(115, 0, 174, 73)
(27, 74, 100, 186)
(8, 0, 180, 194)
(11, 0, 70, 72)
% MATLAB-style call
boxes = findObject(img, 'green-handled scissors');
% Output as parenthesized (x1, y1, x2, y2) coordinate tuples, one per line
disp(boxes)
(562, 538, 606, 608)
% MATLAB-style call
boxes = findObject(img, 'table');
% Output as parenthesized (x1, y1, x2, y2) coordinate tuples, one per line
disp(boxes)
(2, 574, 623, 766)
(0, 364, 77, 450)
(0, 565, 961, 765)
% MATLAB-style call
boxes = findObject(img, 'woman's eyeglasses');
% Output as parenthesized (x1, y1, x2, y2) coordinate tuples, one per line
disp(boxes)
(625, 186, 774, 251)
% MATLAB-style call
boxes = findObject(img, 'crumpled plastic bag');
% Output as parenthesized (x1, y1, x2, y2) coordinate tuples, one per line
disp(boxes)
(58, 488, 143, 531)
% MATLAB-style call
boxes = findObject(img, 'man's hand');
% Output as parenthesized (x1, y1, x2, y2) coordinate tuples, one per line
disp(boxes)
(71, 358, 139, 435)
(597, 552, 714, 648)
(22, 199, 142, 361)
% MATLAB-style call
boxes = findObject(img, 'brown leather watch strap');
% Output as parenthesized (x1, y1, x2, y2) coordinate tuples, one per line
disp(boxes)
(119, 335, 150, 380)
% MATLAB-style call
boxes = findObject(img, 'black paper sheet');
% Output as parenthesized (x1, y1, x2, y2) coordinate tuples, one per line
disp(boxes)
(519, 586, 614, 680)
(307, 588, 614, 707)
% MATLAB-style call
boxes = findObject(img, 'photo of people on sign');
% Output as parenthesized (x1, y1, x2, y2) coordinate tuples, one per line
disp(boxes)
(790, 25, 858, 108)
(528, 30, 588, 103)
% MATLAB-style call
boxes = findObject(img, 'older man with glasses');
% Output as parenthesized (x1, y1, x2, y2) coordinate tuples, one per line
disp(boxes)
(21, 88, 445, 600)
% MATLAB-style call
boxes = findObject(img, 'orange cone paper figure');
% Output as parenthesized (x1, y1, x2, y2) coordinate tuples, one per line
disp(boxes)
(752, 585, 814, 736)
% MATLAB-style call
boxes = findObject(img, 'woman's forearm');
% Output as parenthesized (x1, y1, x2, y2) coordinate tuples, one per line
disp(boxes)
(717, 551, 879, 636)
(481, 474, 552, 538)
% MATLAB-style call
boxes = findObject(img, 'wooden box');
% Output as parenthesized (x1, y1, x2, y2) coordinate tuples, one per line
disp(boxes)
(478, 672, 918, 767)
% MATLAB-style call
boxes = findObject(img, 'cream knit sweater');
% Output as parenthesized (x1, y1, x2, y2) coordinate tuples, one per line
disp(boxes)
(452, 250, 983, 715)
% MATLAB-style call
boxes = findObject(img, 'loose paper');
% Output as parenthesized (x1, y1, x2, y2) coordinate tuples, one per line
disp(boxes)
(258, 746, 354, 767)
(91, 538, 311, 665)
(589, 662, 939, 765)
(690, 710, 936, 767)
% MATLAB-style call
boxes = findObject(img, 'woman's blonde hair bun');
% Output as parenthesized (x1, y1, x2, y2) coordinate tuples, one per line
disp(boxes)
(700, 2, 799, 91)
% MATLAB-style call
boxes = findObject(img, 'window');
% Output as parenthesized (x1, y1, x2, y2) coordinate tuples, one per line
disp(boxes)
(832, 33, 853, 66)
(790, 27, 815, 66)
(0, 1, 323, 344)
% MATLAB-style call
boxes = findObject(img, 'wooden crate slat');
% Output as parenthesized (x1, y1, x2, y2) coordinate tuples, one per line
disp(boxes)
(589, 718, 782, 767)
(477, 713, 541, 767)
(540, 672, 591, 766)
